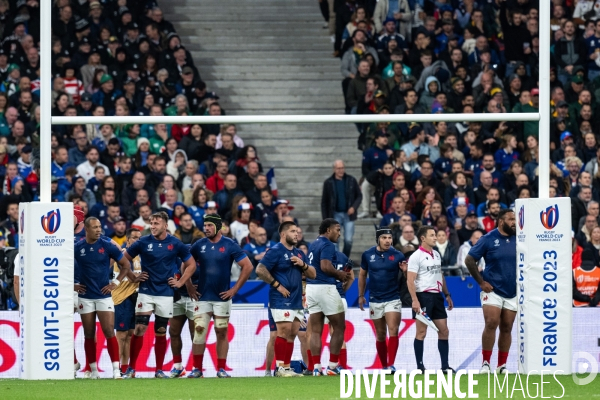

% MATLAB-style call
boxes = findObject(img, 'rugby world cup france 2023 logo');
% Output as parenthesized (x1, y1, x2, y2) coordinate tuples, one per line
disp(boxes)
(41, 209, 61, 235)
(540, 204, 559, 230)
(517, 205, 526, 242)
(537, 204, 563, 243)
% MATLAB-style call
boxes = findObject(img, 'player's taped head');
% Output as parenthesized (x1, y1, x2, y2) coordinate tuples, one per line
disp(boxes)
(193, 314, 210, 344)
(204, 214, 222, 234)
(376, 227, 392, 245)
(135, 314, 150, 326)
(214, 318, 229, 329)
(154, 316, 169, 334)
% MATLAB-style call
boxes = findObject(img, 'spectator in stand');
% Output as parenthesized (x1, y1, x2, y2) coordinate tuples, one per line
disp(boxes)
(263, 199, 294, 239)
(174, 212, 205, 245)
(396, 223, 419, 253)
(66, 175, 96, 208)
(554, 20, 587, 85)
(380, 195, 412, 228)
(243, 226, 275, 269)
(214, 173, 243, 218)
(76, 146, 110, 183)
(206, 159, 228, 194)
(359, 131, 392, 218)
(480, 200, 500, 232)
(230, 203, 253, 245)
(346, 59, 371, 113)
(435, 229, 458, 274)
(321, 160, 362, 257)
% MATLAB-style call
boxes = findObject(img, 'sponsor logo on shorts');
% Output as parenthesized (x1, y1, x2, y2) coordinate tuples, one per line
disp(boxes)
(483, 295, 488, 301)
(284, 311, 290, 317)
(79, 304, 83, 309)
(370, 309, 374, 315)
(138, 302, 142, 308)
(119, 322, 124, 328)
(194, 306, 199, 311)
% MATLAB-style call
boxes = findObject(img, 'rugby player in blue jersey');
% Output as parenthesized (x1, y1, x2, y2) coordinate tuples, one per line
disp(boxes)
(358, 227, 407, 371)
(169, 244, 201, 378)
(256, 221, 316, 377)
(122, 211, 196, 379)
(306, 218, 350, 376)
(465, 208, 517, 374)
(74, 217, 131, 379)
(189, 214, 253, 378)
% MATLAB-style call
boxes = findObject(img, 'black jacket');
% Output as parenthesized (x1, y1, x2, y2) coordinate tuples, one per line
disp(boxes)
(321, 173, 362, 221)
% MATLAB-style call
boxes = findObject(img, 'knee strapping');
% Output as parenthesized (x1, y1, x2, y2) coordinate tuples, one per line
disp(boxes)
(193, 314, 209, 344)
(135, 315, 150, 326)
(154, 316, 169, 333)
(214, 318, 229, 329)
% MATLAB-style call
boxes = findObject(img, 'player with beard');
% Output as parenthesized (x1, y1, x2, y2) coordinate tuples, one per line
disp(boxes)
(74, 217, 131, 379)
(465, 208, 517, 374)
(256, 221, 316, 377)
(122, 211, 196, 379)
(189, 214, 254, 378)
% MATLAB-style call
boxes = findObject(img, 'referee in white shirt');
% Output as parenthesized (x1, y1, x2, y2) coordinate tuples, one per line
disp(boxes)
(407, 225, 454, 374)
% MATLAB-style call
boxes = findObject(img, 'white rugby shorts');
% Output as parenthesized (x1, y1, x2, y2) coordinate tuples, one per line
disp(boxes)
(77, 297, 114, 314)
(369, 299, 402, 319)
(195, 299, 232, 318)
(271, 308, 304, 323)
(136, 293, 173, 318)
(306, 284, 345, 316)
(325, 298, 348, 324)
(480, 291, 517, 311)
(172, 296, 199, 320)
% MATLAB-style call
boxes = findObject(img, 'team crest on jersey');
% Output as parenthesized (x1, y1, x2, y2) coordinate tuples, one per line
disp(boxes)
(80, 248, 85, 254)
(494, 239, 500, 247)
(148, 244, 153, 251)
(389, 255, 395, 261)
(284, 254, 289, 260)
(370, 255, 375, 262)
(201, 245, 206, 253)
(167, 244, 174, 251)
(99, 247, 104, 254)
(219, 247, 225, 253)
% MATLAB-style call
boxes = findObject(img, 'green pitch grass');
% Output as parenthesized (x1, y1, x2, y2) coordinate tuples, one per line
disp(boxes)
(1, 374, 598, 399)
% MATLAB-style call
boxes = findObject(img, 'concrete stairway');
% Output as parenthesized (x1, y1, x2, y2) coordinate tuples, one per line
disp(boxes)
(163, 0, 379, 261)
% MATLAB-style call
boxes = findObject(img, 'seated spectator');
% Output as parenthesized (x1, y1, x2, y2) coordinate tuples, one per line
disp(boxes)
(412, 186, 443, 222)
(76, 146, 110, 183)
(494, 134, 520, 172)
(66, 175, 96, 208)
(243, 227, 275, 268)
(174, 212, 205, 245)
(232, 145, 262, 178)
(358, 131, 392, 218)
(480, 200, 500, 232)
(166, 149, 188, 180)
(188, 186, 211, 227)
(214, 173, 243, 218)
(263, 199, 294, 239)
(230, 203, 253, 245)
(435, 229, 458, 274)
(457, 229, 486, 275)
(396, 223, 419, 253)
(577, 214, 599, 247)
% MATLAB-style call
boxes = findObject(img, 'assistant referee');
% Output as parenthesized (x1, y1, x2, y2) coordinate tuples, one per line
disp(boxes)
(406, 225, 454, 374)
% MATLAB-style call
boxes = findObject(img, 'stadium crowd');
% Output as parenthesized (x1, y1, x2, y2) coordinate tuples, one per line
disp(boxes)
(324, 0, 600, 286)
(0, 0, 300, 310)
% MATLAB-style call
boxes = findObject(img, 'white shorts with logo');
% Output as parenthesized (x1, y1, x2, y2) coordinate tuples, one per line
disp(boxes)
(480, 291, 517, 311)
(172, 296, 199, 320)
(136, 293, 174, 318)
(195, 299, 232, 318)
(77, 297, 114, 314)
(369, 299, 402, 319)
(306, 284, 345, 316)
(324, 298, 348, 324)
(271, 308, 304, 323)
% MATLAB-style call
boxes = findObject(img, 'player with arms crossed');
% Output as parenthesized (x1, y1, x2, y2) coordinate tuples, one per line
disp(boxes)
(122, 211, 196, 379)
(358, 227, 407, 371)
(306, 218, 350, 376)
(256, 221, 316, 377)
(189, 214, 253, 378)
(74, 217, 131, 379)
(407, 225, 454, 373)
(464, 208, 517, 374)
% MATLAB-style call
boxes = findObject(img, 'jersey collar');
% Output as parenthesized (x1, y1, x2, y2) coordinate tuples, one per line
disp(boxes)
(418, 246, 434, 257)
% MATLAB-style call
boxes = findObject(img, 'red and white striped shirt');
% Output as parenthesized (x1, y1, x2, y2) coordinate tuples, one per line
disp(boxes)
(63, 77, 84, 105)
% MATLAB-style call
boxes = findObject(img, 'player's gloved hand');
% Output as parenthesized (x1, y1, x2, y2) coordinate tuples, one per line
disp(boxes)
(134, 272, 149, 283)
(101, 282, 117, 294)
(74, 283, 86, 294)
(411, 299, 421, 314)
(358, 295, 366, 311)
(186, 282, 201, 301)
(276, 284, 290, 298)
(479, 281, 493, 293)
(168, 277, 183, 289)
(220, 287, 238, 300)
